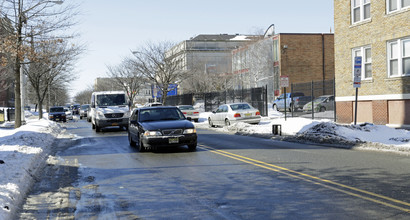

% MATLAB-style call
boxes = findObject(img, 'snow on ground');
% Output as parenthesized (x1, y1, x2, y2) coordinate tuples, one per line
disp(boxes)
(0, 112, 65, 220)
(1, 108, 409, 219)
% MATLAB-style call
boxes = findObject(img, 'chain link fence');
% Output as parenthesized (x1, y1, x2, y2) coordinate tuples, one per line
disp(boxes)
(165, 86, 269, 116)
(282, 79, 336, 120)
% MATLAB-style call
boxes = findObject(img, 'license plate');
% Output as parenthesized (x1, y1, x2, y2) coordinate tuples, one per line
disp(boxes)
(188, 112, 193, 115)
(169, 137, 179, 144)
(112, 123, 118, 126)
(245, 113, 252, 117)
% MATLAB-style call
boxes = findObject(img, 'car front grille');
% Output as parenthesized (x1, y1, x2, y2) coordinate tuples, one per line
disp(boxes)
(162, 129, 183, 135)
(105, 113, 124, 118)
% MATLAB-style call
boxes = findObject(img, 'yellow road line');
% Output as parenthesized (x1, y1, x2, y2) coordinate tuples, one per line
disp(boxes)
(199, 144, 410, 213)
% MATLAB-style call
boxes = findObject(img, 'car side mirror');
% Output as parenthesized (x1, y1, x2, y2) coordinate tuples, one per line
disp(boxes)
(212, 111, 216, 114)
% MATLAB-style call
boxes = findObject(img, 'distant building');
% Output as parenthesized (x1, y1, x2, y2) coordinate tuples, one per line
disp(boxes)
(232, 33, 334, 102)
(169, 34, 260, 93)
(334, 0, 410, 127)
(0, 17, 14, 107)
(93, 77, 123, 91)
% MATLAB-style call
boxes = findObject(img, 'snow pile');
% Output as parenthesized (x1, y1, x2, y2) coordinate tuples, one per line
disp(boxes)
(295, 122, 410, 152)
(0, 119, 63, 220)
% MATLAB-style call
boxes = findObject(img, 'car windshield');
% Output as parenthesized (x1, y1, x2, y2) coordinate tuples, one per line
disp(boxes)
(179, 106, 194, 110)
(96, 94, 127, 106)
(81, 105, 89, 109)
(50, 107, 64, 112)
(230, 103, 251, 110)
(315, 96, 328, 102)
(139, 108, 185, 122)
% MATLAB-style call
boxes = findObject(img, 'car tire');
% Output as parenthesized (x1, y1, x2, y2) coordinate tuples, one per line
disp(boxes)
(92, 123, 95, 129)
(95, 125, 101, 132)
(80, 116, 82, 119)
(188, 143, 197, 151)
(138, 135, 146, 152)
(208, 118, 214, 128)
(225, 119, 230, 126)
(128, 132, 136, 147)
(273, 104, 278, 111)
(320, 106, 326, 112)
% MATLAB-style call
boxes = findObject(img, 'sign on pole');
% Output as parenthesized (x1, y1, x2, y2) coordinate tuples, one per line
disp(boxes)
(280, 76, 289, 88)
(353, 57, 362, 88)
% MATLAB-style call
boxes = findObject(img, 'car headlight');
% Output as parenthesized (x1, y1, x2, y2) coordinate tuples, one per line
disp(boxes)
(183, 128, 196, 134)
(144, 131, 162, 136)
(97, 111, 105, 118)
(124, 111, 130, 117)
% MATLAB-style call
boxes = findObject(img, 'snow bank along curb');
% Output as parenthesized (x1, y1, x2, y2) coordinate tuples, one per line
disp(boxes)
(0, 120, 63, 220)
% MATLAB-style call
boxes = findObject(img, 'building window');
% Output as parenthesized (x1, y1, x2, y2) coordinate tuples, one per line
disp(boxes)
(388, 37, 410, 77)
(387, 0, 410, 13)
(352, 0, 371, 24)
(352, 46, 372, 79)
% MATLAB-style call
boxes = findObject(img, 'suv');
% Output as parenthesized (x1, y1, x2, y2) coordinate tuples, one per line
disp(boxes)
(272, 92, 305, 112)
(48, 106, 66, 122)
(79, 104, 90, 119)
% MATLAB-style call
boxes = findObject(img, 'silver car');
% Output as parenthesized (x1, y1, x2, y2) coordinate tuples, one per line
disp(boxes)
(303, 95, 335, 112)
(208, 103, 261, 127)
(177, 105, 199, 122)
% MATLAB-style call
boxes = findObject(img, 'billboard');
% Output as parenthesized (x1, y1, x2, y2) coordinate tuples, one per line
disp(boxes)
(151, 84, 178, 98)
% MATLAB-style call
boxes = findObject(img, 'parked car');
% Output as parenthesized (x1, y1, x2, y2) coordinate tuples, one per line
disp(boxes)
(272, 92, 305, 112)
(177, 105, 199, 122)
(48, 106, 66, 122)
(80, 104, 90, 119)
(128, 106, 197, 152)
(144, 102, 163, 107)
(208, 103, 261, 127)
(303, 95, 335, 112)
(293, 96, 314, 110)
(64, 107, 73, 120)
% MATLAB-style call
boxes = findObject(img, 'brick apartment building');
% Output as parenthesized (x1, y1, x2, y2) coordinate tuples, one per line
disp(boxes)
(232, 33, 334, 102)
(334, 0, 410, 127)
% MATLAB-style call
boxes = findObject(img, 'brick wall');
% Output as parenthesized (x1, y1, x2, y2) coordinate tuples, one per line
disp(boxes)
(279, 34, 335, 85)
(334, 0, 410, 126)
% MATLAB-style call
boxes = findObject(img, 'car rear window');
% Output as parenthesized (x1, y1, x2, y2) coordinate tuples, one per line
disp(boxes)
(230, 104, 251, 110)
(50, 107, 64, 112)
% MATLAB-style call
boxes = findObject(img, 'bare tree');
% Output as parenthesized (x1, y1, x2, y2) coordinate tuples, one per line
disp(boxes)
(24, 38, 82, 119)
(106, 57, 147, 107)
(73, 86, 93, 105)
(132, 41, 187, 105)
(0, 0, 80, 128)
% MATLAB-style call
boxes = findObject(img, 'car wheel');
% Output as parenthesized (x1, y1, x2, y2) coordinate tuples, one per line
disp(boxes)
(188, 143, 197, 151)
(320, 106, 326, 112)
(138, 135, 146, 152)
(95, 125, 101, 132)
(273, 104, 278, 111)
(92, 123, 95, 129)
(128, 132, 136, 147)
(225, 119, 230, 126)
(208, 118, 214, 128)
(80, 116, 82, 119)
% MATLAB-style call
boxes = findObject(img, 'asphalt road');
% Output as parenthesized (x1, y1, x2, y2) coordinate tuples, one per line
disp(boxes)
(18, 118, 410, 219)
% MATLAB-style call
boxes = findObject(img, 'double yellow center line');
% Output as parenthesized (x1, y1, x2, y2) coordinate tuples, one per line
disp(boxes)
(199, 144, 410, 213)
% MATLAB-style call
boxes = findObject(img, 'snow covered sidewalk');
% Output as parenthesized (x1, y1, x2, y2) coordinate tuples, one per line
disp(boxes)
(0, 119, 64, 220)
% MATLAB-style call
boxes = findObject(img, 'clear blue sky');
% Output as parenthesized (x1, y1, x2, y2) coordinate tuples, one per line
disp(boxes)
(71, 0, 334, 97)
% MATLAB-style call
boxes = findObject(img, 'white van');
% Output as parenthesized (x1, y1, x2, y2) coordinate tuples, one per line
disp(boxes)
(90, 91, 130, 132)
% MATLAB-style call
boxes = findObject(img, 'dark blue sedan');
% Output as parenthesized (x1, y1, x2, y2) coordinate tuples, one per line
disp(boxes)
(128, 106, 197, 152)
